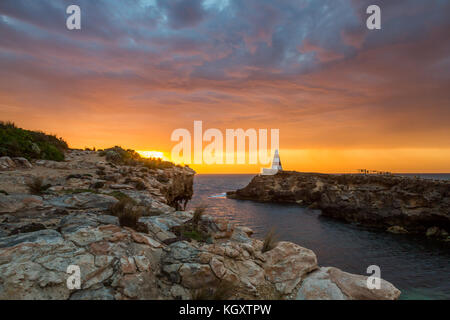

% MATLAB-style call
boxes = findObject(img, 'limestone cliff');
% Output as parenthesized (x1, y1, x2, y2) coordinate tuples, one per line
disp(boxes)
(227, 171, 450, 239)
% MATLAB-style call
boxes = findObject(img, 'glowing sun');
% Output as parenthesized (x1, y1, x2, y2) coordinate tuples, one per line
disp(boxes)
(136, 150, 166, 160)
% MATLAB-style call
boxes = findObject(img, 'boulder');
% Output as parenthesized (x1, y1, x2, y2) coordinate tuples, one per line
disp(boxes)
(296, 267, 401, 300)
(263, 241, 318, 294)
(296, 267, 346, 300)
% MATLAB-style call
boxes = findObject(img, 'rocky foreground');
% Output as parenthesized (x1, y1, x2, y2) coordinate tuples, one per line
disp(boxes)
(0, 153, 400, 300)
(227, 171, 450, 240)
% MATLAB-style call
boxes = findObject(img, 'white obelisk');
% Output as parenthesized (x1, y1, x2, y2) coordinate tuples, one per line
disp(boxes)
(261, 149, 283, 175)
(271, 149, 282, 171)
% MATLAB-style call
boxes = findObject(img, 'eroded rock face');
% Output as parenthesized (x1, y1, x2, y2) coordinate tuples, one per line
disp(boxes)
(161, 167, 195, 210)
(227, 172, 450, 238)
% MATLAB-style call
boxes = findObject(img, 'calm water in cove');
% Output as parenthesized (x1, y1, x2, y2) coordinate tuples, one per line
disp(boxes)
(187, 174, 450, 300)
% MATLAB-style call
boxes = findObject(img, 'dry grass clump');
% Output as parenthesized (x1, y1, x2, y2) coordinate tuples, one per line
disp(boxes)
(192, 204, 207, 226)
(169, 204, 210, 243)
(135, 180, 147, 191)
(192, 281, 235, 300)
(110, 198, 146, 231)
(26, 176, 51, 195)
(261, 228, 278, 253)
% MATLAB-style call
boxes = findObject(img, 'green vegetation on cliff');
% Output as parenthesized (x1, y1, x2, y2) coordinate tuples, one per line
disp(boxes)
(99, 146, 175, 169)
(0, 121, 68, 161)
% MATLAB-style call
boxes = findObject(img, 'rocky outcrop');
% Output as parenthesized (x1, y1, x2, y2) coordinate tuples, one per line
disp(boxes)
(0, 210, 401, 300)
(0, 150, 194, 211)
(227, 171, 450, 239)
(0, 152, 401, 300)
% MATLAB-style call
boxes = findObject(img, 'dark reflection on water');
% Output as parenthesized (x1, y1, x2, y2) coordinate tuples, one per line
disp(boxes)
(187, 174, 450, 300)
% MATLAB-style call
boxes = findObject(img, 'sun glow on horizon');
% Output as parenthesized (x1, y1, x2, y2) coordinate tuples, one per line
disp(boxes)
(136, 150, 166, 160)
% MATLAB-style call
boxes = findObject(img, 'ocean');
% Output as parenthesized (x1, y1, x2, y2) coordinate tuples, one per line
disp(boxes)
(187, 174, 450, 300)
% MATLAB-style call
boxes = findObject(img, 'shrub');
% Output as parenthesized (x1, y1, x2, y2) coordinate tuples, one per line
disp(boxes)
(26, 177, 51, 195)
(170, 205, 210, 243)
(91, 181, 105, 189)
(109, 198, 145, 230)
(118, 207, 142, 230)
(262, 228, 278, 253)
(192, 205, 207, 227)
(0, 121, 68, 161)
(99, 146, 176, 169)
(110, 197, 136, 216)
(142, 158, 174, 170)
(101, 146, 141, 165)
(182, 230, 208, 242)
(110, 197, 148, 233)
(135, 180, 147, 190)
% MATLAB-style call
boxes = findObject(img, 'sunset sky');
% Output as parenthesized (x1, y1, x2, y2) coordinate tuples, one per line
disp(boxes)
(1, 0, 450, 173)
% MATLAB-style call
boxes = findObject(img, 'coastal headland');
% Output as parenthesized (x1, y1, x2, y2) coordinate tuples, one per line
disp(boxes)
(227, 171, 450, 240)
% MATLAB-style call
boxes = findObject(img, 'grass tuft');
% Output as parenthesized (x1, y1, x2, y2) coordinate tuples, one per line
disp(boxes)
(26, 177, 51, 195)
(135, 180, 147, 190)
(262, 228, 278, 253)
(192, 204, 207, 226)
(182, 230, 208, 242)
(110, 198, 145, 231)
